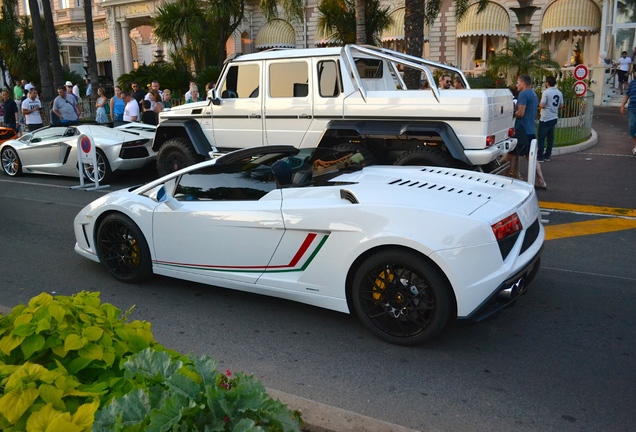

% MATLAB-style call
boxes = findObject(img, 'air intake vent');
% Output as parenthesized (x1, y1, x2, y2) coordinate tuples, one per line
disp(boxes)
(388, 178, 491, 199)
(340, 189, 359, 204)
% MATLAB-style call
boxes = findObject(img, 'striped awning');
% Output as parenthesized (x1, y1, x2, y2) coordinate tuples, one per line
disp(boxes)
(381, 8, 429, 42)
(255, 19, 296, 50)
(541, 0, 601, 34)
(314, 27, 338, 47)
(95, 38, 138, 62)
(456, 2, 510, 38)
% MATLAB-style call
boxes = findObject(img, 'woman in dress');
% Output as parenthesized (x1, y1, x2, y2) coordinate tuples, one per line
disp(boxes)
(95, 87, 109, 124)
(110, 86, 125, 122)
(149, 89, 164, 114)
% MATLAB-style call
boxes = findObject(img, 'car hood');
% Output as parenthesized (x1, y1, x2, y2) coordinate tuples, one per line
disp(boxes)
(327, 166, 534, 217)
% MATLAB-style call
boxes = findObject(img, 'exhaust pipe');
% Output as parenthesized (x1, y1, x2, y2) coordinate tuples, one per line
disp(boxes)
(498, 278, 524, 300)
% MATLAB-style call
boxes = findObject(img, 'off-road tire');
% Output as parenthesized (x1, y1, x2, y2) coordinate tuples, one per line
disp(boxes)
(394, 147, 456, 168)
(156, 137, 204, 176)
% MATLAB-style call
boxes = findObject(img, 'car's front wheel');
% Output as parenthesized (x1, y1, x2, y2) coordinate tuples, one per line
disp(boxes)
(1, 147, 22, 176)
(156, 138, 204, 176)
(82, 149, 111, 183)
(352, 249, 453, 345)
(96, 213, 152, 283)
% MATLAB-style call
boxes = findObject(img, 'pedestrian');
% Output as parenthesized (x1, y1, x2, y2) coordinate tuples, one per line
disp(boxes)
(13, 81, 24, 104)
(619, 69, 636, 156)
(186, 85, 200, 103)
(184, 81, 197, 100)
(616, 51, 632, 95)
(144, 80, 162, 110)
(537, 76, 564, 162)
(21, 87, 44, 132)
(205, 82, 215, 98)
(162, 89, 172, 109)
(24, 80, 34, 92)
(72, 82, 81, 100)
(500, 75, 547, 190)
(95, 87, 109, 124)
(122, 90, 139, 122)
(0, 97, 4, 127)
(130, 82, 146, 105)
(110, 86, 125, 122)
(1, 90, 19, 133)
(438, 74, 452, 89)
(85, 78, 92, 98)
(64, 81, 83, 118)
(51, 85, 80, 125)
(140, 100, 157, 125)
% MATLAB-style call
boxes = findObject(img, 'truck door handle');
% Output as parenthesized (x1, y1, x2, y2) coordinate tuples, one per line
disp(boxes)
(299, 114, 312, 119)
(249, 114, 261, 119)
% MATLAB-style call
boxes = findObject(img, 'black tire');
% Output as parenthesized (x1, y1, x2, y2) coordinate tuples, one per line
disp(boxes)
(156, 137, 204, 176)
(96, 213, 152, 283)
(82, 149, 112, 183)
(1, 146, 22, 177)
(352, 249, 453, 345)
(333, 143, 378, 166)
(394, 147, 456, 168)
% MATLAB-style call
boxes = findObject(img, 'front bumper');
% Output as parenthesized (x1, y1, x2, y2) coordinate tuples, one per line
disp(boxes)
(464, 246, 542, 322)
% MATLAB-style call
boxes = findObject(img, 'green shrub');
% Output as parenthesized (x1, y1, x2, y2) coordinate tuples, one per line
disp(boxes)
(0, 292, 303, 431)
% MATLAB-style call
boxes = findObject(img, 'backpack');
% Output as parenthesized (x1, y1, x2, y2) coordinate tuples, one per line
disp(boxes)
(104, 99, 110, 115)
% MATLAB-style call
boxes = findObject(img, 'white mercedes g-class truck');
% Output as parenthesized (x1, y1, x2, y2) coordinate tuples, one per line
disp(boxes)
(154, 44, 516, 176)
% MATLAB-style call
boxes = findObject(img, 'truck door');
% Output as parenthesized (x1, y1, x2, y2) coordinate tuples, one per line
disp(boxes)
(264, 59, 313, 146)
(213, 62, 264, 149)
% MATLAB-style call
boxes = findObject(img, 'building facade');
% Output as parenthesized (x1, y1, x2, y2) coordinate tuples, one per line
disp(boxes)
(13, 0, 636, 104)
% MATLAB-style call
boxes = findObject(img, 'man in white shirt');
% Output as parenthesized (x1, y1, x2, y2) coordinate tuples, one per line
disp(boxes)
(122, 90, 139, 122)
(537, 76, 564, 162)
(72, 83, 80, 100)
(617, 51, 632, 95)
(21, 88, 44, 132)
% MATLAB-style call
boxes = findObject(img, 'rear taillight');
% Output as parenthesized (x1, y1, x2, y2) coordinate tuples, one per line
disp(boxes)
(492, 213, 522, 241)
(486, 135, 496, 147)
(122, 139, 150, 148)
(508, 128, 515, 138)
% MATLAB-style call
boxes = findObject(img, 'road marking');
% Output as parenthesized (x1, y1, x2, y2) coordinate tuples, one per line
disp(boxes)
(540, 201, 636, 218)
(0, 194, 85, 207)
(544, 218, 636, 240)
(0, 178, 75, 189)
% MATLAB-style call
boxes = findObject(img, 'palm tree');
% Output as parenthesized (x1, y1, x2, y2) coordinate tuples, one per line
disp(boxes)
(403, 0, 489, 89)
(26, 0, 54, 100)
(41, 0, 64, 90)
(84, 0, 99, 102)
(355, 0, 366, 44)
(316, 0, 392, 46)
(486, 34, 560, 79)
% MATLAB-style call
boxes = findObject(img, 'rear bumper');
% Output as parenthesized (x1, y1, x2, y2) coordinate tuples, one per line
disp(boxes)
(463, 246, 542, 322)
(464, 138, 517, 166)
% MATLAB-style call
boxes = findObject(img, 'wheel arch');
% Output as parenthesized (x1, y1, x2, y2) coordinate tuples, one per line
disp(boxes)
(319, 120, 472, 165)
(344, 244, 458, 316)
(153, 119, 212, 157)
(92, 209, 155, 259)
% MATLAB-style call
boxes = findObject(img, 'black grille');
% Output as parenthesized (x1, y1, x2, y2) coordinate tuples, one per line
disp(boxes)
(497, 231, 520, 260)
(119, 147, 150, 159)
(520, 218, 540, 255)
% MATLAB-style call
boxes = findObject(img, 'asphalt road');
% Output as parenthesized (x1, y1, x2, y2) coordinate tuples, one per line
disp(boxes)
(0, 136, 634, 431)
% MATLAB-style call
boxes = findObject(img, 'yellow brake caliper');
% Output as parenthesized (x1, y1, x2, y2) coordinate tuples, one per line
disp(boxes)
(373, 269, 394, 301)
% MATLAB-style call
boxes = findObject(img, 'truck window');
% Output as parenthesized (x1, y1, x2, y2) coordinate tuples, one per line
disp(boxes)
(220, 63, 259, 99)
(317, 60, 341, 98)
(269, 61, 309, 98)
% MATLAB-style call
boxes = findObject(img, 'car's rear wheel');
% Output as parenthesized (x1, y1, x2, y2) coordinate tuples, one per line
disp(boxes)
(156, 138, 203, 176)
(333, 143, 378, 166)
(83, 149, 111, 183)
(96, 213, 152, 283)
(394, 147, 456, 168)
(352, 249, 453, 345)
(1, 147, 22, 176)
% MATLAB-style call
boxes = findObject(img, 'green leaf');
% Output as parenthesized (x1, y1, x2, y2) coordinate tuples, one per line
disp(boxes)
(67, 357, 92, 375)
(103, 304, 121, 321)
(5, 363, 47, 391)
(128, 334, 149, 354)
(166, 373, 202, 400)
(21, 334, 45, 359)
(48, 304, 66, 323)
(146, 394, 187, 432)
(231, 418, 258, 432)
(123, 348, 181, 381)
(38, 383, 64, 407)
(12, 323, 35, 337)
(71, 398, 100, 431)
(78, 343, 103, 361)
(193, 355, 218, 388)
(82, 326, 104, 342)
(0, 387, 39, 423)
(25, 403, 70, 432)
(14, 313, 33, 326)
(52, 344, 68, 358)
(64, 334, 84, 351)
(0, 334, 25, 356)
(102, 351, 116, 367)
(28, 292, 53, 309)
(35, 318, 51, 333)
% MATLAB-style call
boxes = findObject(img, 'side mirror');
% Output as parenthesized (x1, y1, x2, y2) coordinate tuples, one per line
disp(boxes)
(210, 89, 220, 106)
(157, 185, 182, 210)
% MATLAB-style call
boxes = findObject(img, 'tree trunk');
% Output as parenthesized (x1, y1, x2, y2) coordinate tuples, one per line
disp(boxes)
(84, 0, 99, 103)
(27, 0, 54, 100)
(403, 0, 425, 89)
(355, 0, 366, 44)
(41, 0, 64, 89)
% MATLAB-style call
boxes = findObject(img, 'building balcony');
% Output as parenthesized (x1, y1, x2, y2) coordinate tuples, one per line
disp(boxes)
(54, 6, 106, 26)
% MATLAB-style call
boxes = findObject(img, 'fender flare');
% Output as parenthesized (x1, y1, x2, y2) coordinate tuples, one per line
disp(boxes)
(153, 119, 212, 157)
(322, 120, 471, 165)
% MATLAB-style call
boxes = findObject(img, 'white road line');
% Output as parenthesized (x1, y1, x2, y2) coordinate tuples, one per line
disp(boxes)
(0, 194, 86, 207)
(0, 178, 76, 189)
(542, 266, 636, 281)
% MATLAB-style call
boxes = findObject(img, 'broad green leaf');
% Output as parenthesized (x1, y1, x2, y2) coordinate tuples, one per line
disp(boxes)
(46, 414, 83, 432)
(0, 334, 24, 356)
(38, 384, 64, 407)
(36, 318, 51, 333)
(146, 394, 186, 432)
(64, 334, 84, 351)
(25, 403, 68, 432)
(166, 373, 201, 400)
(48, 305, 66, 323)
(82, 306, 104, 317)
(6, 363, 47, 391)
(67, 357, 92, 375)
(0, 365, 20, 377)
(123, 348, 181, 380)
(99, 332, 112, 348)
(82, 326, 104, 342)
(0, 387, 39, 423)
(134, 328, 154, 344)
(78, 313, 92, 324)
(12, 323, 36, 337)
(115, 388, 151, 425)
(128, 334, 149, 354)
(51, 345, 68, 358)
(21, 334, 46, 359)
(28, 293, 53, 309)
(63, 388, 99, 398)
(14, 313, 34, 326)
(114, 328, 129, 341)
(102, 351, 116, 367)
(40, 370, 64, 384)
(78, 344, 103, 361)
(103, 304, 121, 321)
(71, 399, 99, 431)
(193, 355, 218, 387)
(231, 418, 258, 431)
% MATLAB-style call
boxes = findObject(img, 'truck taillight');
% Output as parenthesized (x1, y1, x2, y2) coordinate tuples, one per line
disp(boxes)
(508, 128, 515, 138)
(492, 213, 522, 241)
(486, 135, 495, 147)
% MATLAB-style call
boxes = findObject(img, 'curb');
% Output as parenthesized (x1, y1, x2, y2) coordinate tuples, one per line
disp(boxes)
(552, 128, 598, 156)
(267, 388, 420, 432)
(0, 304, 11, 316)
